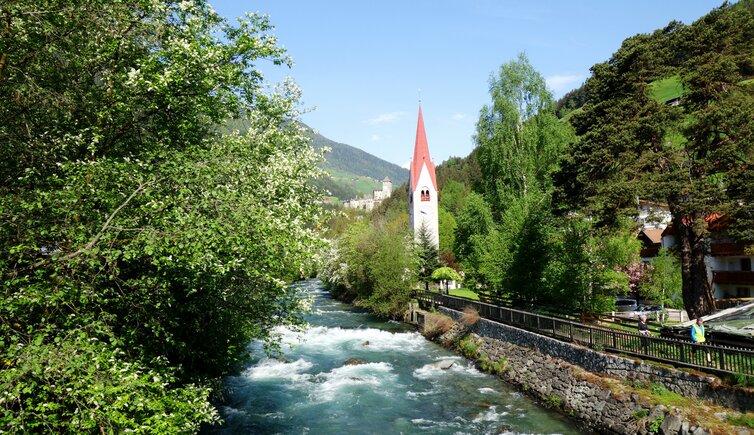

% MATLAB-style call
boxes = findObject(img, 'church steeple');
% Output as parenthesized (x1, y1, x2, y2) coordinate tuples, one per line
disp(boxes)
(408, 104, 439, 248)
(410, 105, 438, 193)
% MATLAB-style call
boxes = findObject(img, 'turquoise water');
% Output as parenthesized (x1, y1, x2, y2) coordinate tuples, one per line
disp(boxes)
(210, 280, 584, 434)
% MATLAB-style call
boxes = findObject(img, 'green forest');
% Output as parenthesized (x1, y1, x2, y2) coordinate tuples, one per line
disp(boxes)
(2, 0, 754, 431)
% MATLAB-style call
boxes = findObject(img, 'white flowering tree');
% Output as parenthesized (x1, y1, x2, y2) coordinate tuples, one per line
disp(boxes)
(0, 0, 324, 430)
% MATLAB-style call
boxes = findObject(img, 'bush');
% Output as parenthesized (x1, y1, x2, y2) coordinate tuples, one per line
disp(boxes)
(423, 313, 455, 339)
(460, 306, 481, 327)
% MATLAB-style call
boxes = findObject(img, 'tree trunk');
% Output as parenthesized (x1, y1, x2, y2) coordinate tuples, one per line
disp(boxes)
(670, 206, 716, 319)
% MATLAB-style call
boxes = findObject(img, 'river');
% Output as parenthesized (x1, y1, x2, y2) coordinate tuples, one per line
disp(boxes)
(209, 280, 584, 434)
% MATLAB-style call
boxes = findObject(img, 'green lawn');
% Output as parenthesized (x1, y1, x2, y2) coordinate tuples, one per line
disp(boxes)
(433, 287, 480, 300)
(648, 76, 686, 103)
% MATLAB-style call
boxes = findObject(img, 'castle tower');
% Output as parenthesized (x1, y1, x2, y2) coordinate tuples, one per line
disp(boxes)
(408, 104, 439, 247)
(382, 176, 393, 198)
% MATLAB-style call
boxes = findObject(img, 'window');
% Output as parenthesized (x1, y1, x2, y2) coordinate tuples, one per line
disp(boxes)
(420, 189, 430, 202)
(736, 287, 751, 298)
(741, 258, 752, 271)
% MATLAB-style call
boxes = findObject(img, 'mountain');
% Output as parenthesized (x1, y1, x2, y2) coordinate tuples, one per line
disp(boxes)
(305, 126, 408, 186)
(223, 118, 408, 200)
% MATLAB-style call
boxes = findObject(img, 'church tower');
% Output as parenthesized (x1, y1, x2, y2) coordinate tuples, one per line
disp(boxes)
(409, 104, 439, 247)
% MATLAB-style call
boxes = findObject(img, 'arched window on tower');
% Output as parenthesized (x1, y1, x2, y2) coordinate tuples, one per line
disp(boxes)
(421, 189, 430, 202)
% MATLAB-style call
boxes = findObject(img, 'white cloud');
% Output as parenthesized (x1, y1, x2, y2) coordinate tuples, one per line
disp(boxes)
(545, 74, 583, 93)
(367, 111, 403, 125)
(401, 161, 411, 169)
(370, 134, 381, 142)
(451, 113, 465, 121)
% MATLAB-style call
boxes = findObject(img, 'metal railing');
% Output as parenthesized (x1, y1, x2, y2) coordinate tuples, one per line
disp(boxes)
(415, 291, 754, 377)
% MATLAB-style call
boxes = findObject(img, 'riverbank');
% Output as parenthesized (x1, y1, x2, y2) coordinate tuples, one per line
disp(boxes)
(207, 280, 582, 434)
(413, 306, 754, 435)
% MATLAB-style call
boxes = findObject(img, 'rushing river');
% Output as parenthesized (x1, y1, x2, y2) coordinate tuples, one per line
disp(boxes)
(210, 280, 583, 434)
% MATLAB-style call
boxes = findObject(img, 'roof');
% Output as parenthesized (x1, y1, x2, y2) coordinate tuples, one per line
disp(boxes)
(410, 105, 438, 192)
(383, 176, 391, 182)
(639, 228, 664, 245)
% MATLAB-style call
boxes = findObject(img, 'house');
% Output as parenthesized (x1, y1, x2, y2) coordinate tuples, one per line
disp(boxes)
(659, 214, 754, 301)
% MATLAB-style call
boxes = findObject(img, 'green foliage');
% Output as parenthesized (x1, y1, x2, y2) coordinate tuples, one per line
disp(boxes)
(543, 394, 562, 409)
(479, 190, 556, 306)
(431, 266, 462, 292)
(417, 223, 441, 290)
(457, 335, 480, 359)
(543, 218, 640, 314)
(453, 193, 495, 287)
(438, 206, 458, 262)
(554, 2, 754, 317)
(649, 415, 664, 433)
(474, 53, 573, 217)
(734, 372, 754, 388)
(633, 409, 650, 419)
(643, 248, 683, 308)
(727, 413, 754, 429)
(431, 267, 462, 283)
(0, 0, 324, 429)
(319, 217, 418, 318)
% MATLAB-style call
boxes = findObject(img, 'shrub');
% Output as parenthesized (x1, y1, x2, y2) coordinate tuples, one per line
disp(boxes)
(460, 306, 481, 327)
(422, 313, 455, 339)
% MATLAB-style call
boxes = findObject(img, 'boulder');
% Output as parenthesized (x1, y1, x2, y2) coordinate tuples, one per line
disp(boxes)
(659, 413, 682, 435)
(431, 360, 455, 370)
(343, 358, 368, 366)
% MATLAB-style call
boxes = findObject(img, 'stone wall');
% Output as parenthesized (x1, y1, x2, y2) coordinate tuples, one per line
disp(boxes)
(435, 307, 754, 435)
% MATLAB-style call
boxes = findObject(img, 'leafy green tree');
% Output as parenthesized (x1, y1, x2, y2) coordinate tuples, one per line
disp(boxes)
(474, 53, 571, 216)
(453, 192, 495, 287)
(431, 267, 462, 292)
(1, 0, 324, 429)
(543, 219, 641, 314)
(643, 248, 683, 308)
(438, 206, 457, 262)
(319, 217, 417, 318)
(480, 190, 555, 306)
(416, 222, 441, 291)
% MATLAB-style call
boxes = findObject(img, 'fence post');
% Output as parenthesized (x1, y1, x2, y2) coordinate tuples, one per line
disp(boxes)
(589, 327, 594, 347)
(719, 349, 725, 371)
(569, 323, 573, 341)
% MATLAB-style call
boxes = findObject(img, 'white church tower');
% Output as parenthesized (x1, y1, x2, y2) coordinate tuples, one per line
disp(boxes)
(409, 104, 439, 247)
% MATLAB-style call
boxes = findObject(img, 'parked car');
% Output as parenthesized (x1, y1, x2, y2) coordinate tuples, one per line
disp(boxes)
(615, 298, 639, 312)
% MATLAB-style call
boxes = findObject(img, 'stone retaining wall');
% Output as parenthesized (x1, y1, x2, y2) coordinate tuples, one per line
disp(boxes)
(435, 307, 753, 435)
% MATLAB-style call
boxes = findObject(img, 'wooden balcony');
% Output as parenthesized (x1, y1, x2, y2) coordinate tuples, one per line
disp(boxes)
(709, 242, 751, 257)
(713, 270, 754, 285)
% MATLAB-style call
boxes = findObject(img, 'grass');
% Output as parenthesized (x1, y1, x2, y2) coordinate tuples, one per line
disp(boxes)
(648, 76, 686, 103)
(325, 168, 382, 197)
(443, 287, 480, 300)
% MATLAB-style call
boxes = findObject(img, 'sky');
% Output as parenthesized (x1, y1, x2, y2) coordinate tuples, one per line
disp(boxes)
(210, 1, 724, 168)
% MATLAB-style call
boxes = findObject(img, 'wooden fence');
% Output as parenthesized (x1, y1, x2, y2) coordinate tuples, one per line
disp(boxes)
(415, 291, 754, 377)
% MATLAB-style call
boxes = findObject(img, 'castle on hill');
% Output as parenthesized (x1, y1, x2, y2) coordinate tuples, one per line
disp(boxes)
(342, 177, 393, 211)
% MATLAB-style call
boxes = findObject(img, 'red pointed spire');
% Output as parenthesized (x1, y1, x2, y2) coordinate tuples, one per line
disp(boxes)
(410, 105, 438, 192)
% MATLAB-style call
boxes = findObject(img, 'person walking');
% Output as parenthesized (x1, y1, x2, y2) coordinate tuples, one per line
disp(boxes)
(691, 317, 711, 365)
(638, 314, 650, 352)
(691, 318, 706, 343)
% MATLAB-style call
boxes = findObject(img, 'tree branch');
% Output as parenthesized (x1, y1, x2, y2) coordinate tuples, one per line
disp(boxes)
(32, 181, 147, 269)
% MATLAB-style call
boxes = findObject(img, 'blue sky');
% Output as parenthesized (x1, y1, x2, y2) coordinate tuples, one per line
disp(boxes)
(211, 1, 723, 168)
